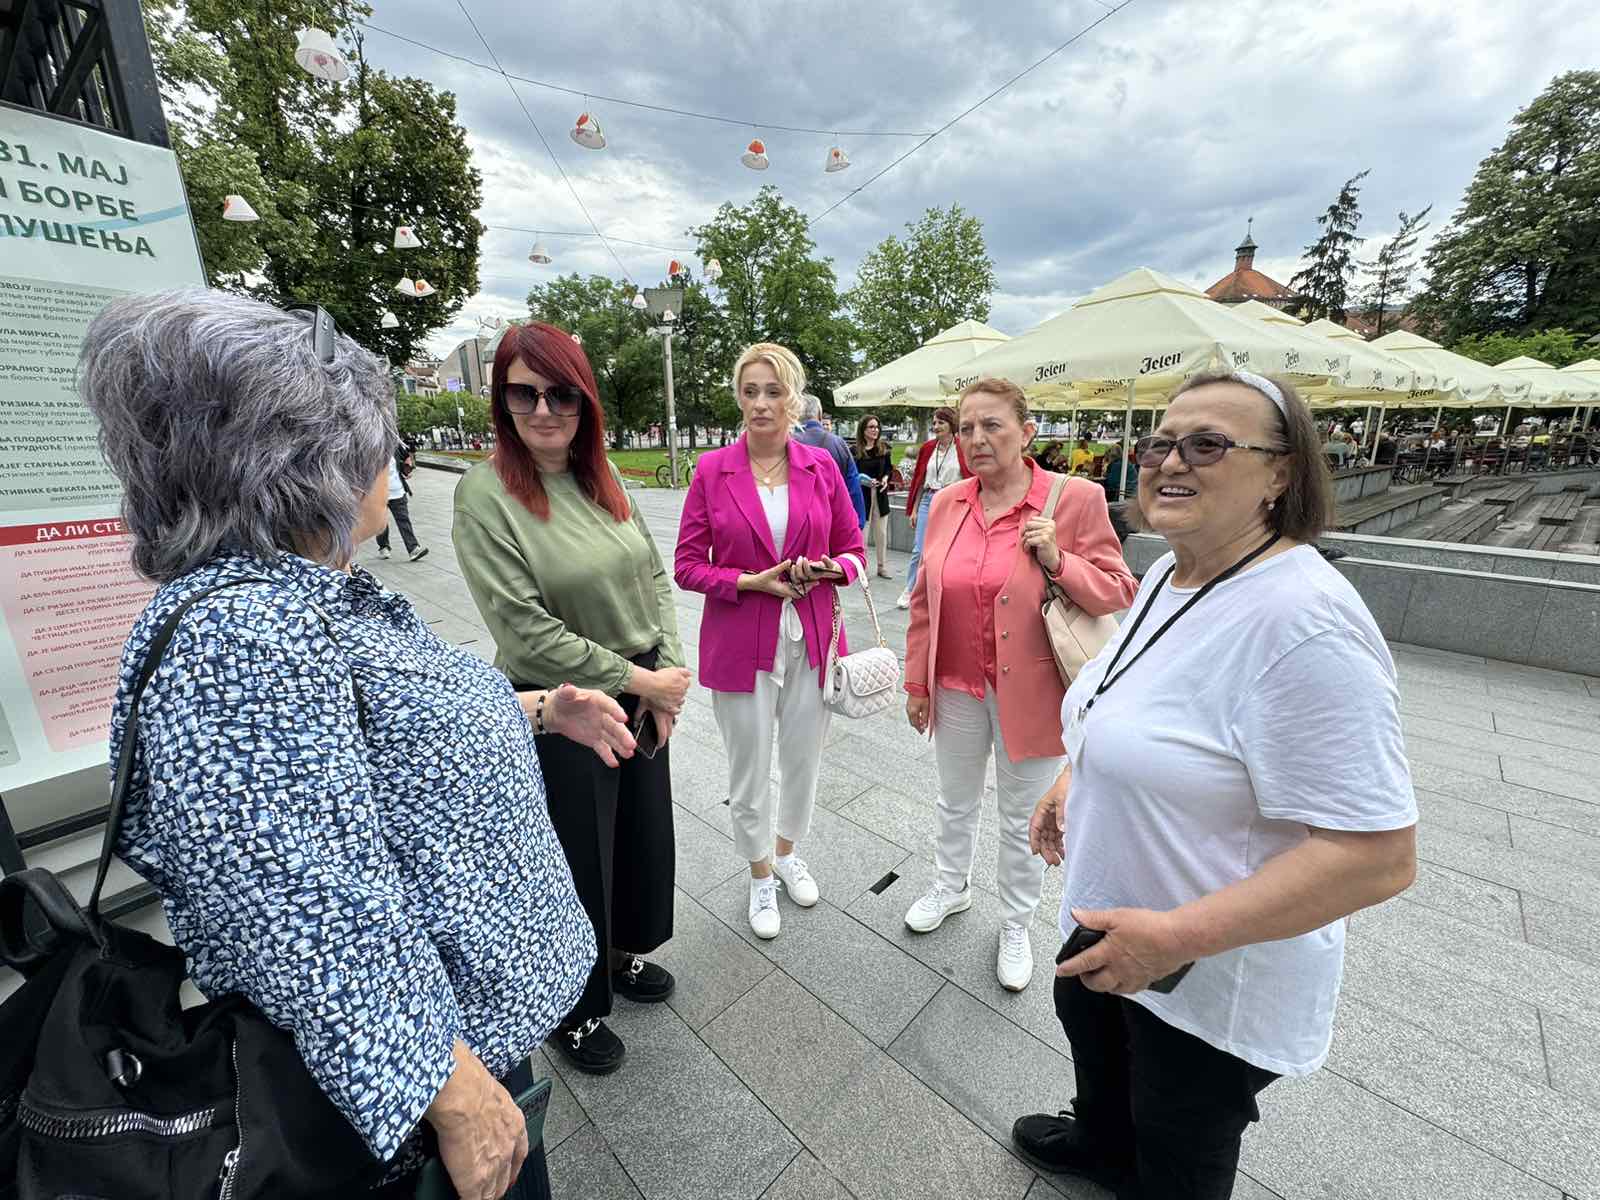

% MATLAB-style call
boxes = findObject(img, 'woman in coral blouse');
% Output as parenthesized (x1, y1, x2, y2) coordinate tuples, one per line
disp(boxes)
(902, 378, 1136, 992)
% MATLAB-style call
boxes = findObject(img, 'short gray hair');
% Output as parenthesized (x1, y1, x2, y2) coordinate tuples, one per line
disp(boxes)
(79, 288, 397, 582)
(799, 392, 824, 422)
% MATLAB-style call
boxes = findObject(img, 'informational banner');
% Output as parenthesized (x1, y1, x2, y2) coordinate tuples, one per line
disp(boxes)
(0, 104, 207, 795)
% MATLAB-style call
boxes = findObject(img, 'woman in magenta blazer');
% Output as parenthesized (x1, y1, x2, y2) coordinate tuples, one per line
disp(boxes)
(674, 342, 866, 940)
(902, 378, 1136, 993)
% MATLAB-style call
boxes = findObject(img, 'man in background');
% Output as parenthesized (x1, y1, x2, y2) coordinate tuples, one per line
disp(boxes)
(796, 392, 867, 528)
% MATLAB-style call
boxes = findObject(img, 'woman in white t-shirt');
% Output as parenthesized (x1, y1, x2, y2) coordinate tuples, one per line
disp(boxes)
(1012, 370, 1418, 1200)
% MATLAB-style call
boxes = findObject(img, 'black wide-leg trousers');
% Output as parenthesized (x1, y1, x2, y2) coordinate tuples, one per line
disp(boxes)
(534, 671, 675, 1026)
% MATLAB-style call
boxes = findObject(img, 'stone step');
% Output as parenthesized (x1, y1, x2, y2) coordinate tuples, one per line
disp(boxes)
(1331, 483, 1446, 535)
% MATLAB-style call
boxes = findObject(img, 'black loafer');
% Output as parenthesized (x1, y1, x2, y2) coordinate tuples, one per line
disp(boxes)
(1011, 1107, 1132, 1185)
(552, 1018, 624, 1075)
(611, 956, 675, 1004)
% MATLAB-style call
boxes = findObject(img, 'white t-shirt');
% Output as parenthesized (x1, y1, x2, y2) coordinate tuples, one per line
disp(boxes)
(1058, 545, 1416, 1077)
(927, 441, 961, 490)
(757, 485, 805, 680)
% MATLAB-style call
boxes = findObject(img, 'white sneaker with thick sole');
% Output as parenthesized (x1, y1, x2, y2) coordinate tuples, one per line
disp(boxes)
(896, 589, 911, 610)
(998, 921, 1033, 991)
(749, 877, 781, 939)
(904, 881, 972, 933)
(772, 855, 819, 907)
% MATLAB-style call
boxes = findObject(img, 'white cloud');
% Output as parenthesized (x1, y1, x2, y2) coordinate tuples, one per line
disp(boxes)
(359, 0, 1600, 359)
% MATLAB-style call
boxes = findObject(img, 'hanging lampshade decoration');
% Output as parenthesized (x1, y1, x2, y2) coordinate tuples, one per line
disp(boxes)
(668, 259, 686, 279)
(293, 28, 349, 82)
(528, 240, 553, 265)
(222, 194, 260, 222)
(570, 111, 607, 150)
(630, 291, 648, 311)
(662, 308, 677, 324)
(380, 310, 400, 329)
(571, 333, 583, 345)
(704, 258, 723, 283)
(741, 138, 769, 170)
(412, 279, 437, 297)
(824, 145, 850, 173)
(395, 276, 416, 295)
(393, 225, 422, 249)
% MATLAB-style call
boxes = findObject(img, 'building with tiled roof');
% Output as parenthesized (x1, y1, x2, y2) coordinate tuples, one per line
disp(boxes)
(1205, 222, 1299, 310)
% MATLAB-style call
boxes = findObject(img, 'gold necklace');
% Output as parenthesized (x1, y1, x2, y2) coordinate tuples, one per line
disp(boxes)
(749, 452, 787, 486)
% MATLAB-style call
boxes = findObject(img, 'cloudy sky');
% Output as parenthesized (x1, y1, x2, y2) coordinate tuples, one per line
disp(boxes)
(354, 0, 1600, 362)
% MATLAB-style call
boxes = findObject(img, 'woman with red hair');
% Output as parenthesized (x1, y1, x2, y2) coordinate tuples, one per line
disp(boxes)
(454, 322, 690, 1077)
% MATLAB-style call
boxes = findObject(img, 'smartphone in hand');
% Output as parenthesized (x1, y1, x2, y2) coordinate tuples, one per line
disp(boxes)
(630, 708, 659, 759)
(1055, 924, 1193, 994)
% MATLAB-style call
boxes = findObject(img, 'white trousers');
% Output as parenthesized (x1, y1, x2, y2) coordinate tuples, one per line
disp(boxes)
(932, 687, 1064, 925)
(713, 633, 833, 862)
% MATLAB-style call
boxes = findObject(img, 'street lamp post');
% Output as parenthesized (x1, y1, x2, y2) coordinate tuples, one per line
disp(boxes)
(642, 287, 686, 485)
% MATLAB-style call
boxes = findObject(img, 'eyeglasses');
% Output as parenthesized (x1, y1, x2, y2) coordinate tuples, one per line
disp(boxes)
(502, 382, 585, 417)
(1134, 432, 1286, 469)
(286, 304, 337, 365)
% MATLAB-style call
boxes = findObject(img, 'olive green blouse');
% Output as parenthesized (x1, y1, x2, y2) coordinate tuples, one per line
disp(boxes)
(452, 461, 685, 695)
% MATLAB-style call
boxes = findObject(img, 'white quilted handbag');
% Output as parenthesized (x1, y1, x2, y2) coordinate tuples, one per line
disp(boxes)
(822, 567, 902, 719)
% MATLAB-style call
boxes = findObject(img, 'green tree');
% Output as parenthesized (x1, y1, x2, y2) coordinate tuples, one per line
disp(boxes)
(143, 1, 484, 363)
(1359, 206, 1432, 336)
(1450, 328, 1589, 368)
(525, 275, 662, 447)
(1291, 170, 1371, 322)
(689, 187, 857, 400)
(1414, 71, 1600, 340)
(847, 204, 997, 370)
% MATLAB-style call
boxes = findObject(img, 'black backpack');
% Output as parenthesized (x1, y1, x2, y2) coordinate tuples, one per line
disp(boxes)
(0, 581, 383, 1199)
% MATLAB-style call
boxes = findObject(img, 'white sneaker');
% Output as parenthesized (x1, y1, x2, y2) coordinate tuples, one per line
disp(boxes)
(409, 545, 430, 562)
(749, 877, 780, 939)
(378, 547, 391, 560)
(904, 881, 972, 933)
(896, 589, 911, 610)
(772, 855, 819, 907)
(998, 921, 1033, 991)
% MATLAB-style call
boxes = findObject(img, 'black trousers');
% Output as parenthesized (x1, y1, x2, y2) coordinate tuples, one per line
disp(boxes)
(376, 497, 419, 553)
(1054, 975, 1277, 1200)
(534, 666, 675, 1026)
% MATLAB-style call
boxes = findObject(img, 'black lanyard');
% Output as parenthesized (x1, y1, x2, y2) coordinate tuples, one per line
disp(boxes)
(1083, 533, 1281, 715)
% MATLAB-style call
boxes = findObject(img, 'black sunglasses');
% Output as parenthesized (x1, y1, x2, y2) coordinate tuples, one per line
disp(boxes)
(502, 382, 585, 417)
(1134, 432, 1286, 469)
(286, 305, 337, 365)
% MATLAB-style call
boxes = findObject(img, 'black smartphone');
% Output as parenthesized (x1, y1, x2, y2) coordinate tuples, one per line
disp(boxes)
(630, 707, 659, 759)
(1055, 924, 1193, 994)
(414, 1078, 552, 1199)
(1055, 924, 1105, 965)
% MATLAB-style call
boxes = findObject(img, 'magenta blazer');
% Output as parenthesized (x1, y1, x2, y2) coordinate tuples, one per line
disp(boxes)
(674, 435, 867, 693)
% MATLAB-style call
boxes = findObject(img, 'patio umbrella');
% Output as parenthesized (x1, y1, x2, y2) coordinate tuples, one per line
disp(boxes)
(1369, 331, 1529, 409)
(1494, 356, 1599, 408)
(1561, 360, 1600, 430)
(837, 320, 1011, 409)
(943, 268, 1345, 409)
(943, 268, 1347, 498)
(1231, 303, 1444, 406)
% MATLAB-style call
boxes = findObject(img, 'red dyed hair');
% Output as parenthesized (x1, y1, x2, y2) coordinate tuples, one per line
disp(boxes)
(491, 322, 629, 523)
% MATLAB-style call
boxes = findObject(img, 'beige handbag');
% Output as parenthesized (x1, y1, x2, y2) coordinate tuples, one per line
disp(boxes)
(1035, 474, 1119, 685)
(823, 560, 902, 718)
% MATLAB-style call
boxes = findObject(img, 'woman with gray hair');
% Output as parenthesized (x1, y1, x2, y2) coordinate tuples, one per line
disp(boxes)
(80, 288, 634, 1200)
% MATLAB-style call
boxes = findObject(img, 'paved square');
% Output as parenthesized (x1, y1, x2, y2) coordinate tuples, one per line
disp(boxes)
(378, 465, 1600, 1200)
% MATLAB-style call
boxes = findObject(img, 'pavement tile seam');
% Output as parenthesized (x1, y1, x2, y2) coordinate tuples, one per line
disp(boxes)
(1323, 1065, 1577, 1199)
(703, 971, 1051, 1200)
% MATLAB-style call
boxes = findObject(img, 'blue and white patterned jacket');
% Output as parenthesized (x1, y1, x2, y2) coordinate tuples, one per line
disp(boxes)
(108, 552, 595, 1160)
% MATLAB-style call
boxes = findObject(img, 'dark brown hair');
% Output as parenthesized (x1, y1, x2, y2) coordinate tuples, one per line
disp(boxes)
(931, 405, 958, 434)
(1129, 370, 1332, 542)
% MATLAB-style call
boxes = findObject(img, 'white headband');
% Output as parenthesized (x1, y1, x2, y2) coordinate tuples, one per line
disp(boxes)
(1228, 370, 1288, 420)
